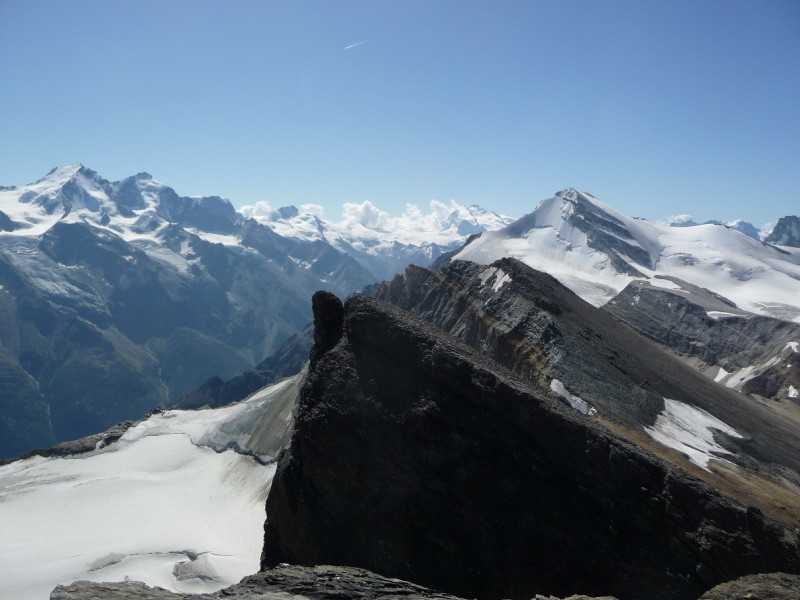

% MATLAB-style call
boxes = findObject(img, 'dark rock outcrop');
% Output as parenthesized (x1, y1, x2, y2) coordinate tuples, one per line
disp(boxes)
(262, 294, 800, 600)
(1, 420, 135, 465)
(309, 291, 344, 363)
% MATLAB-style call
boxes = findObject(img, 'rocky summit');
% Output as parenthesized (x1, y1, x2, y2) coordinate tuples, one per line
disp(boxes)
(262, 292, 800, 600)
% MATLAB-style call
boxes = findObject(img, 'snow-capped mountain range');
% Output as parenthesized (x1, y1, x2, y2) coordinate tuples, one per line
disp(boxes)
(0, 164, 512, 459)
(453, 188, 800, 322)
(0, 164, 514, 282)
(239, 198, 514, 281)
(2, 168, 800, 600)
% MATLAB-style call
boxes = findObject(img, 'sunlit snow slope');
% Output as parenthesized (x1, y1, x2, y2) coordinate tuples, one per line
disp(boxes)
(454, 189, 800, 321)
(0, 376, 299, 600)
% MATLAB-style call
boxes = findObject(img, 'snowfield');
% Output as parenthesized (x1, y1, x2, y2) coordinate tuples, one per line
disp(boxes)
(644, 398, 743, 471)
(0, 376, 299, 600)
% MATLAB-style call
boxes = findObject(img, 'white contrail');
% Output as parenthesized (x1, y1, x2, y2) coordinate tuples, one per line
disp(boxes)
(344, 41, 366, 50)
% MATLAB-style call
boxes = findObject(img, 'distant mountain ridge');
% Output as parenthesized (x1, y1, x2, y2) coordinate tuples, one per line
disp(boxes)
(2, 170, 797, 458)
(0, 165, 375, 458)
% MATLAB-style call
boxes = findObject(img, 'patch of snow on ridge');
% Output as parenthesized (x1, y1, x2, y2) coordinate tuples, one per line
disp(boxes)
(478, 266, 498, 287)
(649, 278, 683, 290)
(0, 376, 299, 600)
(714, 367, 730, 383)
(550, 379, 597, 416)
(492, 269, 512, 292)
(707, 311, 740, 320)
(644, 398, 743, 471)
(477, 266, 512, 292)
(789, 386, 798, 399)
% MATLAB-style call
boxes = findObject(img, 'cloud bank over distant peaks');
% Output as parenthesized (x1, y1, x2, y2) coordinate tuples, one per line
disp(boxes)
(240, 198, 496, 235)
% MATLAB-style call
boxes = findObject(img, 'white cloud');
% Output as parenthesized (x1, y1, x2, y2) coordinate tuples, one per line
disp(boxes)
(239, 201, 273, 220)
(340, 200, 391, 229)
(300, 203, 325, 218)
(666, 214, 696, 226)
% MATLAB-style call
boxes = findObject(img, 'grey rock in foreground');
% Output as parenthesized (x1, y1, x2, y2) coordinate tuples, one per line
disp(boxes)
(699, 572, 800, 599)
(46, 568, 800, 600)
(51, 564, 465, 599)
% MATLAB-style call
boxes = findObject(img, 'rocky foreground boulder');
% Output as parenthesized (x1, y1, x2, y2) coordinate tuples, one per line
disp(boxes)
(49, 568, 800, 600)
(262, 293, 800, 600)
(51, 565, 621, 599)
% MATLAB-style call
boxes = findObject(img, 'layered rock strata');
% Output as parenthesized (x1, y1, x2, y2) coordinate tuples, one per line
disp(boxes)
(262, 293, 800, 600)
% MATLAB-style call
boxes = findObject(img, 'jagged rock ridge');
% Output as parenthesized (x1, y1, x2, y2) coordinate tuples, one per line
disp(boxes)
(262, 292, 800, 600)
(374, 258, 800, 497)
(766, 215, 800, 247)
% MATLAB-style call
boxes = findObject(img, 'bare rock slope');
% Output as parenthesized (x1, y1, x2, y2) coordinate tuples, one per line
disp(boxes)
(262, 292, 800, 600)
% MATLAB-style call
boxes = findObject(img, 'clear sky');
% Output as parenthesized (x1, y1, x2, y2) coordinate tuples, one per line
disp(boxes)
(1, 0, 797, 226)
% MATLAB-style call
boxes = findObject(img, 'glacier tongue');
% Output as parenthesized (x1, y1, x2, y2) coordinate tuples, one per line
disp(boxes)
(0, 375, 300, 600)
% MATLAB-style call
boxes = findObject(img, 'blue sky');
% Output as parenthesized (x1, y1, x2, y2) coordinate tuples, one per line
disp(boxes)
(1, 0, 797, 226)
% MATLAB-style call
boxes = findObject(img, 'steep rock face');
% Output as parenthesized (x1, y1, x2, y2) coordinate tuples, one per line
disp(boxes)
(766, 216, 800, 247)
(605, 281, 800, 401)
(262, 294, 800, 600)
(373, 259, 800, 482)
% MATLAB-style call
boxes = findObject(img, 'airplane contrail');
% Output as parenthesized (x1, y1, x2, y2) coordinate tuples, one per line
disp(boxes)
(345, 41, 366, 50)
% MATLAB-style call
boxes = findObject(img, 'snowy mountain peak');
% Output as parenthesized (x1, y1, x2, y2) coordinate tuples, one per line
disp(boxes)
(454, 189, 800, 322)
(39, 163, 86, 182)
(0, 165, 250, 240)
(15, 164, 113, 217)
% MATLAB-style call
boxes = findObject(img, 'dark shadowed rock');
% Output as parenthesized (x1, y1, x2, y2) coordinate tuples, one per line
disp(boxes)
(309, 291, 344, 364)
(262, 294, 800, 600)
(373, 259, 800, 485)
